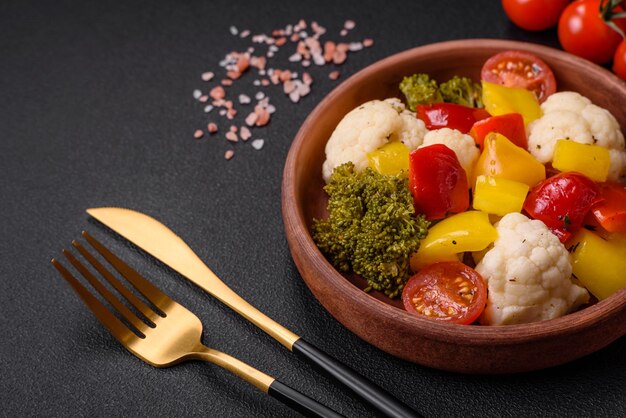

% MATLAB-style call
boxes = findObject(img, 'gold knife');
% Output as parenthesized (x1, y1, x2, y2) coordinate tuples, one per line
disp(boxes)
(87, 207, 421, 418)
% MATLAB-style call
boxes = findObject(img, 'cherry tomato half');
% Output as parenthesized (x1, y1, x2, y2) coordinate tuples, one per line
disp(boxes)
(402, 261, 487, 324)
(408, 144, 470, 220)
(416, 103, 490, 134)
(502, 0, 570, 31)
(613, 40, 626, 82)
(481, 50, 557, 103)
(591, 182, 626, 232)
(558, 0, 626, 65)
(523, 172, 601, 242)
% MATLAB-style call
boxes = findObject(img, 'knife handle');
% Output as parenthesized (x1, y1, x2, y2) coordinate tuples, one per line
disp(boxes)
(268, 379, 345, 418)
(292, 338, 423, 418)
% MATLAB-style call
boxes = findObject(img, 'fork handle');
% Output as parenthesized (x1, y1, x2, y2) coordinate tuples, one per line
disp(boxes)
(292, 338, 423, 418)
(268, 380, 345, 418)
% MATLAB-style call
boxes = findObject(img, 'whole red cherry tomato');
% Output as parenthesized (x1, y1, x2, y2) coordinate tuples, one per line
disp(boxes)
(402, 261, 487, 325)
(408, 144, 469, 220)
(416, 103, 490, 134)
(502, 0, 570, 31)
(481, 50, 557, 102)
(613, 40, 626, 81)
(558, 0, 626, 65)
(523, 172, 601, 242)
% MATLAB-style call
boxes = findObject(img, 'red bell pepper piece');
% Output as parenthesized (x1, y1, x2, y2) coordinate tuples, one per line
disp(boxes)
(408, 144, 469, 220)
(470, 112, 527, 150)
(591, 182, 626, 233)
(416, 103, 490, 134)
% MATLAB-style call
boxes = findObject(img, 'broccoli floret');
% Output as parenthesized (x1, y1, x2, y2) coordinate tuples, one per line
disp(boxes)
(312, 162, 430, 298)
(399, 74, 443, 111)
(439, 76, 483, 108)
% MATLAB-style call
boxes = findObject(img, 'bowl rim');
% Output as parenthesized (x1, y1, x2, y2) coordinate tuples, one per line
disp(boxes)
(282, 38, 626, 347)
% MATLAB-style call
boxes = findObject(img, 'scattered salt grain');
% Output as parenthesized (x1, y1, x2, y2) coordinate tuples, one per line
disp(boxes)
(229, 26, 238, 36)
(208, 123, 218, 133)
(210, 86, 226, 100)
(255, 91, 265, 100)
(344, 20, 356, 30)
(329, 70, 340, 80)
(240, 29, 250, 38)
(193, 129, 204, 139)
(201, 71, 215, 81)
(288, 53, 302, 62)
(340, 29, 348, 37)
(225, 131, 238, 142)
(349, 42, 363, 52)
(204, 105, 214, 113)
(251, 139, 265, 150)
(363, 38, 374, 47)
(225, 150, 234, 160)
(240, 126, 252, 141)
(239, 94, 251, 104)
(193, 89, 202, 99)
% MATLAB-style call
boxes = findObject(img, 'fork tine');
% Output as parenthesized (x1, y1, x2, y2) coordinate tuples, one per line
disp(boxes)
(82, 231, 172, 313)
(72, 240, 162, 325)
(61, 248, 150, 335)
(51, 258, 140, 342)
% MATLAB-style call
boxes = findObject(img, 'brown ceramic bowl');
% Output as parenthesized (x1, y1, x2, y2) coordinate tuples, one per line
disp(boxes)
(281, 39, 626, 374)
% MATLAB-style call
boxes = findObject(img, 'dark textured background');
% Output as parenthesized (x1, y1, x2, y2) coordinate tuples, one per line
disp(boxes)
(2, 1, 625, 417)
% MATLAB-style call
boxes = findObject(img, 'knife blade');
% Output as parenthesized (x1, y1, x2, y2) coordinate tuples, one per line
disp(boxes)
(87, 207, 422, 418)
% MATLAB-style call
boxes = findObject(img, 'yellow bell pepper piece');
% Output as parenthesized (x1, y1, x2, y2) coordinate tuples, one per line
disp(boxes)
(482, 81, 542, 125)
(552, 139, 610, 182)
(569, 228, 626, 300)
(410, 210, 498, 271)
(367, 142, 409, 176)
(472, 175, 529, 216)
(472, 132, 546, 188)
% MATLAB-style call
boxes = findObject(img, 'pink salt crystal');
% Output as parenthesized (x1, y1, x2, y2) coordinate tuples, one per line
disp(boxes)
(332, 49, 347, 65)
(245, 112, 259, 126)
(209, 86, 226, 100)
(201, 71, 214, 81)
(240, 126, 252, 141)
(363, 38, 374, 47)
(255, 108, 270, 126)
(193, 129, 204, 139)
(283, 80, 296, 94)
(344, 20, 356, 30)
(303, 72, 313, 85)
(207, 123, 218, 134)
(199, 95, 209, 103)
(297, 82, 311, 97)
(224, 150, 234, 160)
(329, 71, 340, 80)
(225, 131, 238, 142)
(324, 41, 336, 62)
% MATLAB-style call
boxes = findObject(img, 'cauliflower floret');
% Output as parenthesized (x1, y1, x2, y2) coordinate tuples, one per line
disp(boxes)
(475, 213, 589, 325)
(322, 98, 427, 183)
(527, 110, 593, 163)
(419, 128, 480, 178)
(540, 91, 591, 114)
(528, 91, 626, 182)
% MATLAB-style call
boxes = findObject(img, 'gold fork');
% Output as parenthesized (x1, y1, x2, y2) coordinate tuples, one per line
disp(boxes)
(51, 231, 344, 418)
